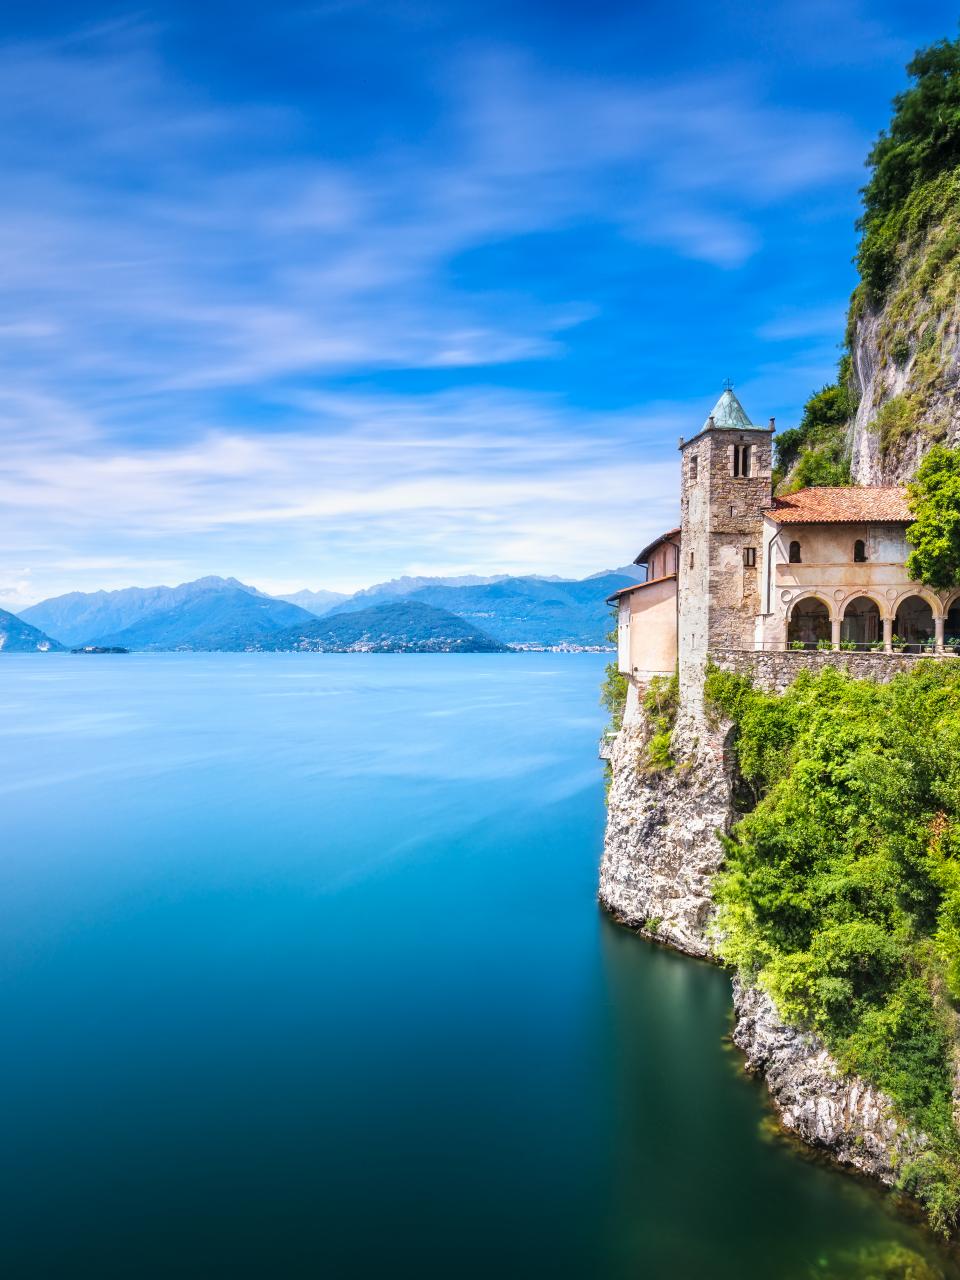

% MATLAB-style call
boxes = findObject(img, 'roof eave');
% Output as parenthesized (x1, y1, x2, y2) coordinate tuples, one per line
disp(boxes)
(634, 527, 681, 565)
(606, 573, 678, 604)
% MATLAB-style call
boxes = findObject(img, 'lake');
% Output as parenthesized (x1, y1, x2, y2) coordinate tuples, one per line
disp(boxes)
(0, 653, 956, 1278)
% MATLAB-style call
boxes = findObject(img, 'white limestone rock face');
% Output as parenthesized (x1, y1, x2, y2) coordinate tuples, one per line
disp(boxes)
(848, 282, 960, 487)
(732, 980, 923, 1183)
(599, 698, 732, 959)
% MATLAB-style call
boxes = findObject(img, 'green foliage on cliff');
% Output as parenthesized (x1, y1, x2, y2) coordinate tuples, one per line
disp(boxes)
(859, 36, 960, 301)
(705, 662, 960, 1234)
(776, 34, 960, 486)
(642, 673, 678, 772)
(907, 445, 960, 589)
(870, 393, 921, 455)
(600, 609, 628, 737)
(774, 371, 854, 492)
(600, 660, 628, 733)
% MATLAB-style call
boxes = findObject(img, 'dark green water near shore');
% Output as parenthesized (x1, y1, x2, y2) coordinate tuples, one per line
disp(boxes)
(0, 653, 957, 1278)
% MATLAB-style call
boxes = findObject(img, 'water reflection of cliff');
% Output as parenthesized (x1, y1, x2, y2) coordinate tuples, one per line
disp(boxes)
(596, 915, 958, 1279)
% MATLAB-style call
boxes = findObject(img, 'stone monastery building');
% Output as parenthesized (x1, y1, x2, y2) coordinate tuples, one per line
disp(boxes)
(612, 388, 960, 690)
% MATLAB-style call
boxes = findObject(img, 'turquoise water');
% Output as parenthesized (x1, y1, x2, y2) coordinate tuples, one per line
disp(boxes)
(0, 653, 956, 1278)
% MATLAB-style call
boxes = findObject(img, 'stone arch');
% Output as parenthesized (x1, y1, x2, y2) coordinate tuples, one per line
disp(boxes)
(892, 586, 944, 619)
(840, 590, 891, 622)
(786, 593, 833, 648)
(840, 595, 883, 647)
(893, 593, 936, 650)
(785, 590, 838, 622)
(944, 589, 960, 646)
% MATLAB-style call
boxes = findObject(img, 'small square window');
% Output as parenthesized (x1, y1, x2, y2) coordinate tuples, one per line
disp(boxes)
(743, 547, 757, 567)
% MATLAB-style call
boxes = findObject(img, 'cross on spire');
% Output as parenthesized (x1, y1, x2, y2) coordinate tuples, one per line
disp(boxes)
(722, 377, 734, 392)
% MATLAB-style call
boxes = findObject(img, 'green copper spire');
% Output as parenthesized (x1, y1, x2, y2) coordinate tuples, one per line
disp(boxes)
(703, 387, 753, 430)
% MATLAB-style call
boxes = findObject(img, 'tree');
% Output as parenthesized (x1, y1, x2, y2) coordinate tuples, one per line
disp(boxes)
(906, 444, 960, 588)
(858, 35, 960, 297)
(862, 37, 960, 227)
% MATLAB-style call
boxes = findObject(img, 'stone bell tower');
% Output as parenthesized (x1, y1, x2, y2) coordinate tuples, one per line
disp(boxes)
(677, 387, 774, 684)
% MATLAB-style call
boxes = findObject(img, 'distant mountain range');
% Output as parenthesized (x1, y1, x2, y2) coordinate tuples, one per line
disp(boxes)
(12, 565, 643, 653)
(322, 571, 638, 646)
(19, 576, 267, 648)
(0, 607, 64, 652)
(275, 588, 350, 613)
(91, 587, 317, 652)
(261, 600, 508, 653)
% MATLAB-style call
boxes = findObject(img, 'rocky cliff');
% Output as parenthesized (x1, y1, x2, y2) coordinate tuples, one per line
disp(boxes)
(732, 980, 924, 1186)
(848, 177, 960, 485)
(599, 694, 731, 957)
(600, 684, 929, 1193)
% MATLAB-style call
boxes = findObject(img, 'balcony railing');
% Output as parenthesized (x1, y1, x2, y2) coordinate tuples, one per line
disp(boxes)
(748, 639, 960, 655)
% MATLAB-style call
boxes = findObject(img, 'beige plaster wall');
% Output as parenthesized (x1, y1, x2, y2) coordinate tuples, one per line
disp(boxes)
(617, 577, 678, 682)
(760, 519, 956, 647)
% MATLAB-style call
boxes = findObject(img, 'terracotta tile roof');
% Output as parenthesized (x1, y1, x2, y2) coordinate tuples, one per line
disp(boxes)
(769, 486, 910, 525)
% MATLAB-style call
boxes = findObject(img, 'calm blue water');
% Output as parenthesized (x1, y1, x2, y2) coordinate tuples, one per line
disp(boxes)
(0, 653, 956, 1278)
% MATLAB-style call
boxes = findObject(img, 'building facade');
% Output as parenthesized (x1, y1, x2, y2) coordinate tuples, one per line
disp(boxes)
(613, 389, 960, 690)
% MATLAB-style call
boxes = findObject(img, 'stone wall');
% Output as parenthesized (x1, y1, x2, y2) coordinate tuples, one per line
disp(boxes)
(709, 646, 959, 694)
(702, 428, 772, 652)
(677, 424, 774, 709)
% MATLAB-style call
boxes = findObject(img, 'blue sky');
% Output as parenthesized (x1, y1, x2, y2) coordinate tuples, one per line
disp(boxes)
(1, 0, 956, 606)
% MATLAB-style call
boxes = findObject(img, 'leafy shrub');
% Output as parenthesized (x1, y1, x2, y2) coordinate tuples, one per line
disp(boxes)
(705, 662, 960, 1233)
(858, 37, 960, 301)
(870, 394, 920, 455)
(642, 673, 678, 772)
(775, 378, 853, 490)
(600, 660, 628, 733)
(906, 444, 960, 588)
(891, 332, 912, 366)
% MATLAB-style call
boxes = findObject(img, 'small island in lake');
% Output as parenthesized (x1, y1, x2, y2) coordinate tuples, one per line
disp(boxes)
(70, 646, 130, 654)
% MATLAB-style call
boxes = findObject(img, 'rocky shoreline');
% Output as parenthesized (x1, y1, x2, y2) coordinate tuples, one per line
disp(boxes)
(599, 696, 924, 1192)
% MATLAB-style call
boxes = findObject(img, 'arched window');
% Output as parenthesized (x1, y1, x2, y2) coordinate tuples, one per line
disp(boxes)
(733, 444, 752, 478)
(788, 540, 801, 564)
(854, 539, 867, 563)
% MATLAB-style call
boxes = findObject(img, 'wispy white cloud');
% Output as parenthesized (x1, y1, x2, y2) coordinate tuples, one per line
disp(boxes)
(0, 384, 690, 605)
(0, 24, 864, 398)
(0, 20, 868, 603)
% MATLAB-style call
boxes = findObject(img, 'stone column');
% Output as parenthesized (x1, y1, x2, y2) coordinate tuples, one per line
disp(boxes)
(831, 618, 841, 650)
(936, 614, 945, 653)
(883, 617, 893, 653)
